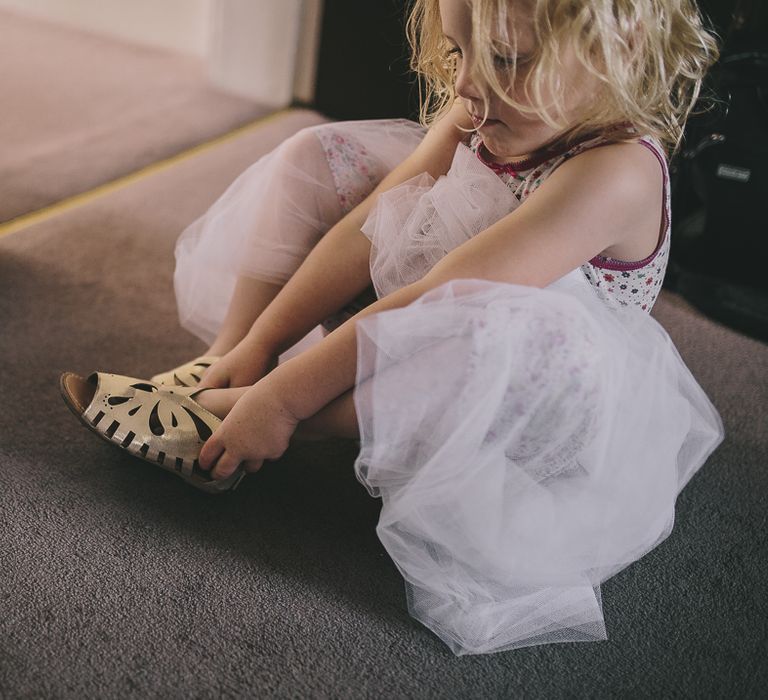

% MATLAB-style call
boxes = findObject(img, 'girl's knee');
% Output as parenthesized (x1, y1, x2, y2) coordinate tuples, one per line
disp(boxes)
(279, 126, 327, 164)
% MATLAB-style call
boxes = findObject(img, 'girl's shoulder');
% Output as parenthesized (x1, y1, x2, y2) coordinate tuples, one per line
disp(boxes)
(568, 132, 668, 197)
(564, 130, 669, 211)
(566, 134, 667, 184)
(562, 136, 668, 264)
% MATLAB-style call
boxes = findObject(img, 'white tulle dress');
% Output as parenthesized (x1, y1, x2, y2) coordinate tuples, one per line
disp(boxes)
(174, 119, 724, 655)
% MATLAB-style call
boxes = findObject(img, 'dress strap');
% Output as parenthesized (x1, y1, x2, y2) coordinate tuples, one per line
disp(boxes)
(588, 136, 671, 271)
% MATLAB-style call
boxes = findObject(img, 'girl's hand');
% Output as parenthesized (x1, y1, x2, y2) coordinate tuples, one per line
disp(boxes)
(198, 337, 277, 390)
(198, 379, 299, 480)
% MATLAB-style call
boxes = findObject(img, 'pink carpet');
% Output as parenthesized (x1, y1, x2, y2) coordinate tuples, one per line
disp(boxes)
(0, 8, 272, 222)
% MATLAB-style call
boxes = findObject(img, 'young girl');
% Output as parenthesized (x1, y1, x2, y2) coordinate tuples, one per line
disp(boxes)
(61, 0, 724, 655)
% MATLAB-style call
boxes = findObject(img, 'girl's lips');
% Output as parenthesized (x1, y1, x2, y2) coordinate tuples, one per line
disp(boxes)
(471, 114, 500, 128)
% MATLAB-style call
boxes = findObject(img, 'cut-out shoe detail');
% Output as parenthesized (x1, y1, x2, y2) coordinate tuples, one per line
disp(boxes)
(59, 371, 244, 493)
(151, 355, 220, 388)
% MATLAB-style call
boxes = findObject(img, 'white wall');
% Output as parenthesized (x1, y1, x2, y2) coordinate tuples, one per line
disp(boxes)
(293, 0, 323, 104)
(0, 0, 211, 56)
(208, 0, 322, 106)
(208, 0, 299, 105)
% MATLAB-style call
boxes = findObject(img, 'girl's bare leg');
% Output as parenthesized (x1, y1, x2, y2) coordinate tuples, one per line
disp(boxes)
(294, 390, 359, 440)
(206, 277, 282, 356)
(200, 127, 354, 359)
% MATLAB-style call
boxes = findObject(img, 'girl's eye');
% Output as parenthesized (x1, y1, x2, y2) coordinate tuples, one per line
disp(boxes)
(447, 46, 462, 59)
(494, 54, 528, 67)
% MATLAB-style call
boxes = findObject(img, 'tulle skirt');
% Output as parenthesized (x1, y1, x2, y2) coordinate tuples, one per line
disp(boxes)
(350, 136, 723, 655)
(353, 272, 723, 654)
(173, 118, 724, 656)
(174, 119, 425, 344)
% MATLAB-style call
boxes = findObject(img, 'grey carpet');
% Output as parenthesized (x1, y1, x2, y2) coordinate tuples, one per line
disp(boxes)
(1, 110, 767, 698)
(0, 8, 270, 223)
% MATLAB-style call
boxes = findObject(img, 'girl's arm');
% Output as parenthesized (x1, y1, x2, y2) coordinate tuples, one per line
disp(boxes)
(200, 139, 663, 478)
(201, 102, 473, 388)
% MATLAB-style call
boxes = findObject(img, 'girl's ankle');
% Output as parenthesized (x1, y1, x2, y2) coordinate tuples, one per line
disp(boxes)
(205, 342, 230, 356)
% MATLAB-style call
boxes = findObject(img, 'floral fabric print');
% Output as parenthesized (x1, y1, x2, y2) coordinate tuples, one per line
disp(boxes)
(314, 127, 390, 334)
(315, 129, 384, 214)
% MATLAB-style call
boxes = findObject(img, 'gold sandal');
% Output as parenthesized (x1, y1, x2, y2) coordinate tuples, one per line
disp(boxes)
(60, 372, 244, 493)
(150, 355, 220, 387)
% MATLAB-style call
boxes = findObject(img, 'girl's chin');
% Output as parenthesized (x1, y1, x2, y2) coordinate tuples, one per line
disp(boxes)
(481, 136, 530, 163)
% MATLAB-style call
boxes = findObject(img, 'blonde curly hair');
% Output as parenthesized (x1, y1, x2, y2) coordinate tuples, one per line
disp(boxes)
(406, 0, 720, 155)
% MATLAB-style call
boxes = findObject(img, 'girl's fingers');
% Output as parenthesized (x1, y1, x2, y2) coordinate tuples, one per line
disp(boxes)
(198, 435, 224, 470)
(211, 450, 243, 481)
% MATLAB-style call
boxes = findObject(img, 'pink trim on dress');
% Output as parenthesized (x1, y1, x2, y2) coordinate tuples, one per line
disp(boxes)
(474, 132, 601, 176)
(477, 144, 556, 176)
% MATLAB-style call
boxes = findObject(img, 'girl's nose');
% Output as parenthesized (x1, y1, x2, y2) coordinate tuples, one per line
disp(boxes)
(454, 59, 482, 101)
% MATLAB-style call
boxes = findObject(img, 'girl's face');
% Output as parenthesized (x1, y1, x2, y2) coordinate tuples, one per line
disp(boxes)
(440, 0, 591, 161)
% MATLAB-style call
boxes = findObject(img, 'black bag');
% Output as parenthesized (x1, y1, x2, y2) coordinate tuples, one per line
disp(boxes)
(667, 1, 768, 341)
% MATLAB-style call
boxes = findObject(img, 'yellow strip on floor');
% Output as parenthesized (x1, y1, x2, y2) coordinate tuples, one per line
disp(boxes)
(0, 108, 291, 240)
